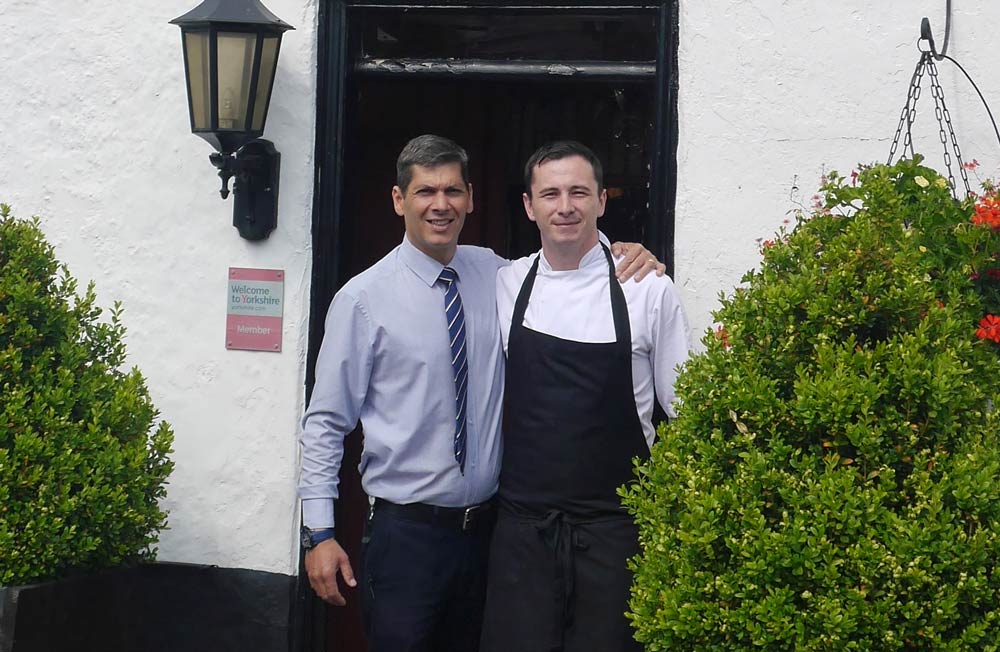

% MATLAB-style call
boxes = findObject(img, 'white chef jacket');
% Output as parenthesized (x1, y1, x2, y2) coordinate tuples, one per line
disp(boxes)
(496, 242, 692, 447)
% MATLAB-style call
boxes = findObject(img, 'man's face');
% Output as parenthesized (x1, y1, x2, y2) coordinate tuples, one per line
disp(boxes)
(523, 155, 606, 251)
(392, 163, 473, 265)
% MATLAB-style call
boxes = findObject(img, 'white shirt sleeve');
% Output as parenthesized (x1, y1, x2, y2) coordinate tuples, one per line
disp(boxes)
(649, 279, 692, 419)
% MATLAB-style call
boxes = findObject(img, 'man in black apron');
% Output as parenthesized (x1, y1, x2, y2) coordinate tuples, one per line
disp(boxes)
(481, 141, 691, 652)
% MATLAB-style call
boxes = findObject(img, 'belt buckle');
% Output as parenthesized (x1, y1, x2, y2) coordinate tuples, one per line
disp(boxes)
(462, 505, 480, 531)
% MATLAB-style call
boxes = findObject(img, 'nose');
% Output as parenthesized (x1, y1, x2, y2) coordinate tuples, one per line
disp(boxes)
(431, 191, 449, 212)
(556, 192, 573, 215)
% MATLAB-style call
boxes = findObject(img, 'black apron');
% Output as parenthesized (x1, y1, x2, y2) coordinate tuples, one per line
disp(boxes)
(481, 245, 649, 652)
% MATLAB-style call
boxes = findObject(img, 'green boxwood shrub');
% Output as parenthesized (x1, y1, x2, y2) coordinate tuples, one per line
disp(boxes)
(0, 204, 174, 586)
(624, 158, 1000, 651)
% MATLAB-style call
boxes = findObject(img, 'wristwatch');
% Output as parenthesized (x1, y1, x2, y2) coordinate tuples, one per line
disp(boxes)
(301, 526, 336, 550)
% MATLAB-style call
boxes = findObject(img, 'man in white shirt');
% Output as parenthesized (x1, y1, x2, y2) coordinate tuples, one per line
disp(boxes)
(481, 140, 692, 652)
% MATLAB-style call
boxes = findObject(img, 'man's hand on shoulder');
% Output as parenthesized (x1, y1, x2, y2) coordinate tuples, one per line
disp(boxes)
(305, 538, 357, 606)
(610, 242, 667, 282)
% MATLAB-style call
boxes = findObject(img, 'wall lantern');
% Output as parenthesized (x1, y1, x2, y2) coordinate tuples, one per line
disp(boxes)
(170, 0, 294, 240)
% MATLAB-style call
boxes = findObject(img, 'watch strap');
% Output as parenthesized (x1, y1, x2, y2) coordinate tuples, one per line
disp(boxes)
(301, 526, 336, 549)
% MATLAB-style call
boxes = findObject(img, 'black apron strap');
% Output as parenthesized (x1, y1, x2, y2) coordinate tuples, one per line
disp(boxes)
(510, 253, 540, 336)
(534, 510, 578, 650)
(602, 243, 632, 355)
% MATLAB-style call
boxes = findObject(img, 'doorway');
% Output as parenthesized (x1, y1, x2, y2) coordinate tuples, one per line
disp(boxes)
(327, 75, 657, 652)
(303, 4, 678, 651)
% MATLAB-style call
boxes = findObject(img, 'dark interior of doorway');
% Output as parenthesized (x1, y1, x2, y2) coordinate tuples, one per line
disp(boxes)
(328, 75, 656, 652)
(339, 77, 655, 278)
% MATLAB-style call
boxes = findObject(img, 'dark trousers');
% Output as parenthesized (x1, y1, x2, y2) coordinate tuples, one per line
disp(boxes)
(480, 511, 641, 652)
(361, 505, 494, 652)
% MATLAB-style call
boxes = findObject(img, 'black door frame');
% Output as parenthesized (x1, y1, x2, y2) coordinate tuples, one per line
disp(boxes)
(297, 2, 679, 649)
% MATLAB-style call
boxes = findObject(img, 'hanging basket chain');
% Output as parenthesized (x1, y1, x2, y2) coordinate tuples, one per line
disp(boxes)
(927, 56, 972, 197)
(887, 50, 971, 199)
(888, 54, 927, 166)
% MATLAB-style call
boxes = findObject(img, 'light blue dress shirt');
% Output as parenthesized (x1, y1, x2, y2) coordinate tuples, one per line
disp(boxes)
(299, 236, 508, 529)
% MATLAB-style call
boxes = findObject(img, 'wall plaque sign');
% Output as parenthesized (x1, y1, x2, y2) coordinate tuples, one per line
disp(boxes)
(226, 267, 284, 352)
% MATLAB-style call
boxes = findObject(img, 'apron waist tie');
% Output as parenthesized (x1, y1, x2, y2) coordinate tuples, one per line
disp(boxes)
(534, 510, 590, 652)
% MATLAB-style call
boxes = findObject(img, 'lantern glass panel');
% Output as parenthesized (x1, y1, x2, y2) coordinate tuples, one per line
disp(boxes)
(184, 31, 211, 130)
(216, 32, 258, 131)
(251, 36, 279, 131)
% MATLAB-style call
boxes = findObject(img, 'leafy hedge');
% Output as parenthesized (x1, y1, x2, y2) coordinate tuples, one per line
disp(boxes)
(624, 159, 1000, 651)
(0, 204, 174, 586)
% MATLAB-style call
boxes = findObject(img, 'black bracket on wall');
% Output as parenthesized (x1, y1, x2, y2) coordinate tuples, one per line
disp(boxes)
(209, 139, 281, 241)
(919, 0, 952, 60)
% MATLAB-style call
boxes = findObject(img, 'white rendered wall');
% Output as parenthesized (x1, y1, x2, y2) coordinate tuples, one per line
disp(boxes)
(0, 0, 318, 575)
(1, 0, 998, 576)
(676, 1, 1000, 344)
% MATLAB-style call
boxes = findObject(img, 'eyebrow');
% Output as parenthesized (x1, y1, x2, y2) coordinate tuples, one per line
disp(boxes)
(413, 183, 465, 192)
(539, 185, 592, 193)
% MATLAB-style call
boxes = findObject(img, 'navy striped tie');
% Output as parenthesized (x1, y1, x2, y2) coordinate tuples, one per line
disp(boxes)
(438, 267, 468, 473)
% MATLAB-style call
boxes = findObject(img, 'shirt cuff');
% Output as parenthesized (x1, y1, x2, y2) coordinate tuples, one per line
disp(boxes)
(302, 498, 336, 529)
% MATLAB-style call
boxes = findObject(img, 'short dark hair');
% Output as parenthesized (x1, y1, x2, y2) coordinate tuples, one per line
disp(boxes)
(396, 134, 470, 192)
(523, 140, 604, 197)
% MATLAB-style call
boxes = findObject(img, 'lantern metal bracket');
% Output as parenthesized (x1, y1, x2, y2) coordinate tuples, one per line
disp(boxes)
(209, 139, 281, 241)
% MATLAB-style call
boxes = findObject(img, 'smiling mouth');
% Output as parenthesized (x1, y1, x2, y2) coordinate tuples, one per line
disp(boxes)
(427, 218, 454, 227)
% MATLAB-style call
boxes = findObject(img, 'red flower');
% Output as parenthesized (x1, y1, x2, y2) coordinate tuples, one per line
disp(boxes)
(963, 159, 980, 171)
(715, 325, 731, 350)
(972, 197, 1000, 231)
(976, 314, 1000, 343)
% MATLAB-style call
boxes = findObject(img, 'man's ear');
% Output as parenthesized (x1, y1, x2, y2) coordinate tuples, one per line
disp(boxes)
(467, 182, 475, 215)
(597, 188, 608, 219)
(522, 193, 537, 223)
(391, 186, 405, 217)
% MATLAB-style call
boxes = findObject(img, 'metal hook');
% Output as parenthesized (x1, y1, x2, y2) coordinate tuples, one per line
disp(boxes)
(919, 0, 952, 60)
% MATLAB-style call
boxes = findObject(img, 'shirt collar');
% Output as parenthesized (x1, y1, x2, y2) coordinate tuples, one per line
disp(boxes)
(537, 231, 611, 274)
(399, 236, 459, 287)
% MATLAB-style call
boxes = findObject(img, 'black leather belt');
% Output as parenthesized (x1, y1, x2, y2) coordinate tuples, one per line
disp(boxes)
(373, 497, 495, 532)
